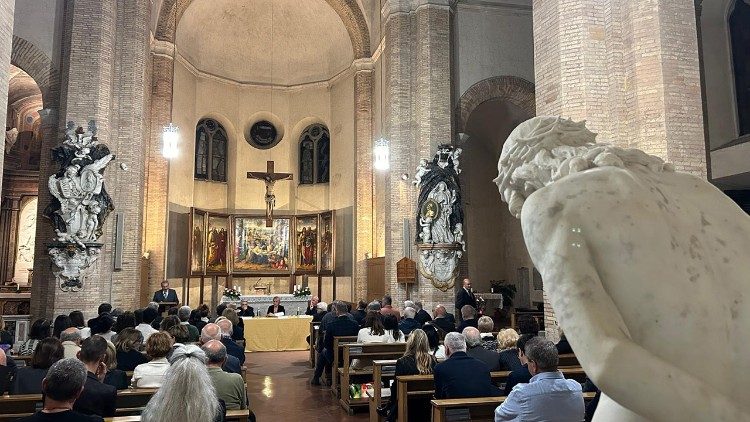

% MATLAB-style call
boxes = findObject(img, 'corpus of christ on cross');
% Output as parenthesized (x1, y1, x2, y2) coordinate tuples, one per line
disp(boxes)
(247, 160, 293, 227)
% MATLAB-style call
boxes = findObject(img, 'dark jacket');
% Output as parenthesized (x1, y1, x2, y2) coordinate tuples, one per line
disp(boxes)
(352, 309, 367, 326)
(414, 309, 433, 325)
(498, 348, 523, 372)
(231, 324, 244, 342)
(74, 372, 117, 417)
(323, 315, 360, 352)
(305, 306, 318, 317)
(466, 345, 501, 371)
(0, 330, 13, 346)
(11, 367, 47, 394)
(116, 349, 148, 372)
(0, 364, 12, 395)
(312, 311, 327, 323)
(433, 351, 501, 399)
(398, 318, 421, 336)
(222, 337, 245, 366)
(556, 336, 574, 355)
(266, 305, 286, 315)
(238, 307, 255, 317)
(17, 410, 104, 422)
(503, 364, 532, 395)
(388, 354, 437, 421)
(455, 288, 477, 313)
(104, 369, 129, 390)
(223, 354, 242, 374)
(457, 318, 478, 333)
(432, 317, 456, 334)
(152, 288, 178, 303)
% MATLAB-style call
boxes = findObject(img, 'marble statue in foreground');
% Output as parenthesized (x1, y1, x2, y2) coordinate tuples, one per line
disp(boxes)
(495, 116, 750, 421)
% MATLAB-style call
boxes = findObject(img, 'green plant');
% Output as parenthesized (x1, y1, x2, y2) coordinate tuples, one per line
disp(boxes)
(490, 280, 516, 308)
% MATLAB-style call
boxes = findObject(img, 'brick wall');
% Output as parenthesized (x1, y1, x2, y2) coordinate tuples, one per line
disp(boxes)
(0, 1, 14, 192)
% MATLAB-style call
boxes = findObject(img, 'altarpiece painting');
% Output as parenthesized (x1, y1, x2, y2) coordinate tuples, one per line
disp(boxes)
(189, 209, 206, 275)
(319, 211, 335, 274)
(205, 214, 229, 275)
(233, 216, 291, 273)
(295, 215, 318, 273)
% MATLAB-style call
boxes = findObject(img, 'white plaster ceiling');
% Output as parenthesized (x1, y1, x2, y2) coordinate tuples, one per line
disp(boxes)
(6, 65, 42, 130)
(175, 0, 355, 86)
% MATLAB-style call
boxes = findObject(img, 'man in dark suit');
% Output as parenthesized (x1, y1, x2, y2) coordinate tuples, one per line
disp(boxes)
(413, 301, 432, 325)
(311, 301, 360, 385)
(503, 334, 535, 395)
(434, 332, 501, 399)
(216, 319, 245, 366)
(200, 323, 241, 374)
(455, 278, 477, 320)
(305, 296, 321, 316)
(237, 300, 255, 317)
(463, 327, 501, 371)
(351, 300, 367, 325)
(152, 280, 179, 303)
(432, 305, 456, 334)
(398, 308, 421, 336)
(74, 337, 116, 417)
(457, 305, 478, 332)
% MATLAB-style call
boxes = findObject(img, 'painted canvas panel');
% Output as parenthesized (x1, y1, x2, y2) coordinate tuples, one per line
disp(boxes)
(319, 211, 335, 274)
(205, 214, 229, 274)
(295, 215, 318, 273)
(233, 216, 291, 273)
(190, 209, 206, 275)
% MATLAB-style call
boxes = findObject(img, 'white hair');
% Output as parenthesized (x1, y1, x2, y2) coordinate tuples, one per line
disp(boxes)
(403, 307, 416, 319)
(444, 332, 467, 354)
(316, 301, 328, 311)
(141, 345, 220, 422)
(404, 300, 415, 309)
(494, 116, 674, 218)
(462, 327, 481, 347)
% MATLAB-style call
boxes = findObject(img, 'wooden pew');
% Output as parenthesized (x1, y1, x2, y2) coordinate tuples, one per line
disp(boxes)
(10, 355, 32, 366)
(0, 389, 158, 420)
(105, 409, 251, 422)
(558, 353, 579, 367)
(430, 392, 597, 422)
(338, 343, 406, 414)
(330, 336, 358, 394)
(309, 321, 320, 368)
(396, 367, 587, 422)
(367, 359, 397, 421)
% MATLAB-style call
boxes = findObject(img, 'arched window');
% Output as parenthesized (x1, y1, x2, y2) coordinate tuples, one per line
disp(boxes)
(195, 118, 228, 182)
(730, 0, 750, 136)
(298, 124, 330, 185)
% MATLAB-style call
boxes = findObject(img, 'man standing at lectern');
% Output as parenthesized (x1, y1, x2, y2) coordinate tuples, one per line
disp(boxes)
(455, 278, 477, 322)
(153, 281, 178, 303)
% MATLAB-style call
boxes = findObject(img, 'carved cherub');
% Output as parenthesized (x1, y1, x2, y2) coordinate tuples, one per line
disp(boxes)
(413, 159, 431, 186)
(451, 147, 462, 174)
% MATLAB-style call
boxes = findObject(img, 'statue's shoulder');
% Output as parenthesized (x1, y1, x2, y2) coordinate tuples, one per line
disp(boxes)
(527, 167, 637, 212)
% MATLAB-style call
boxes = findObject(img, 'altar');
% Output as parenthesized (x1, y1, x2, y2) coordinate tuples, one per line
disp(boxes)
(221, 294, 311, 316)
(242, 315, 312, 352)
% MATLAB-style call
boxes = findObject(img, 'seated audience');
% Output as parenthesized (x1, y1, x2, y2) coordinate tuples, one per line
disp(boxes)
(216, 319, 245, 366)
(431, 305, 456, 334)
(89, 314, 116, 342)
(102, 340, 128, 390)
(497, 328, 523, 371)
(136, 307, 159, 342)
(201, 323, 241, 374)
(422, 323, 446, 359)
(352, 300, 367, 325)
(0, 315, 13, 347)
(311, 301, 360, 385)
(464, 327, 501, 371)
(12, 337, 64, 394)
(114, 328, 148, 371)
(379, 295, 400, 320)
(17, 358, 104, 422)
(305, 296, 321, 317)
(366, 301, 382, 313)
(148, 302, 163, 329)
(503, 333, 535, 395)
(433, 332, 501, 399)
(0, 348, 12, 395)
(60, 328, 82, 359)
(357, 311, 392, 343)
(238, 300, 255, 317)
(413, 301, 433, 325)
(134, 308, 144, 325)
(113, 311, 136, 333)
(383, 314, 405, 343)
(381, 329, 437, 421)
(141, 345, 227, 422)
(221, 308, 244, 341)
(18, 318, 51, 355)
(494, 337, 584, 421)
(203, 340, 248, 410)
(132, 331, 172, 388)
(73, 336, 116, 417)
(457, 305, 478, 332)
(517, 314, 540, 335)
(312, 301, 328, 323)
(189, 309, 207, 332)
(398, 307, 422, 336)
(556, 330, 574, 355)
(159, 315, 180, 332)
(478, 316, 497, 351)
(69, 311, 86, 331)
(52, 315, 73, 339)
(167, 324, 191, 346)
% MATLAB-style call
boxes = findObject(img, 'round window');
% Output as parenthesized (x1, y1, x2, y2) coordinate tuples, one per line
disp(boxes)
(247, 120, 280, 149)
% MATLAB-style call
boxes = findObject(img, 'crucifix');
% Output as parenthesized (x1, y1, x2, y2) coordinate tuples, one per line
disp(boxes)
(247, 160, 293, 227)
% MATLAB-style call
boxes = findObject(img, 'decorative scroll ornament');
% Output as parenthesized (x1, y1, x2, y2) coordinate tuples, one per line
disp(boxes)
(44, 121, 115, 291)
(414, 144, 465, 292)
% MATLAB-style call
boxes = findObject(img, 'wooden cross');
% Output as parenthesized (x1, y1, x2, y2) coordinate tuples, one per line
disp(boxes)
(247, 160, 293, 227)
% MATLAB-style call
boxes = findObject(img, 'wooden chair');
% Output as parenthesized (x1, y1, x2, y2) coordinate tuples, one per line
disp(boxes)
(338, 343, 406, 414)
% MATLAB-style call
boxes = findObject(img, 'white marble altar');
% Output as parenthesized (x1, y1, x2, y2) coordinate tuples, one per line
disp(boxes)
(496, 116, 750, 421)
(221, 293, 311, 316)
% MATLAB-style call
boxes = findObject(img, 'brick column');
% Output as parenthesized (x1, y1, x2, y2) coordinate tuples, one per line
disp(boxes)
(0, 1, 15, 191)
(0, 198, 20, 284)
(353, 59, 374, 301)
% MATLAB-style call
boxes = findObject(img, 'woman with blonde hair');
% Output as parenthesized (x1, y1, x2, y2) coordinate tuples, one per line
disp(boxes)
(496, 328, 523, 371)
(141, 344, 226, 422)
(380, 329, 437, 421)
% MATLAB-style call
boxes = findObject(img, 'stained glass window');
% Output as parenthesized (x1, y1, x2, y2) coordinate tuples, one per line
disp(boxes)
(299, 124, 330, 185)
(195, 119, 228, 182)
(300, 139, 314, 185)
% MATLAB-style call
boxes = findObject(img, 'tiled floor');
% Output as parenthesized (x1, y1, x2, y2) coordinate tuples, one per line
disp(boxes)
(245, 351, 368, 421)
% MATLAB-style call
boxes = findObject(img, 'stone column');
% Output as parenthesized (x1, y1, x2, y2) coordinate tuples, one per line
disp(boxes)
(353, 58, 374, 301)
(0, 197, 20, 284)
(0, 1, 15, 191)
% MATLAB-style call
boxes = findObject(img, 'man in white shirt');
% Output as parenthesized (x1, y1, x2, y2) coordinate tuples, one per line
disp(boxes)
(494, 337, 584, 422)
(136, 307, 159, 342)
(60, 327, 82, 359)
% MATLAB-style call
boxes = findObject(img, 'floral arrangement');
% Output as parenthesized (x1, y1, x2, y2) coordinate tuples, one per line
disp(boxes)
(223, 286, 241, 300)
(293, 285, 311, 297)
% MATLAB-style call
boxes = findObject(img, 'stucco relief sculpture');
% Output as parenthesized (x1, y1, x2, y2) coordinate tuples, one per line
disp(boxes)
(45, 121, 115, 291)
(495, 116, 750, 421)
(415, 145, 465, 292)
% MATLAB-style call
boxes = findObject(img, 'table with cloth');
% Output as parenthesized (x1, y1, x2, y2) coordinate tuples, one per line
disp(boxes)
(242, 315, 312, 352)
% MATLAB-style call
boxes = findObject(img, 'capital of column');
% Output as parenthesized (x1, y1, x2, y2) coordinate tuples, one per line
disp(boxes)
(382, 0, 452, 19)
(353, 58, 375, 73)
(37, 108, 58, 126)
(151, 38, 175, 59)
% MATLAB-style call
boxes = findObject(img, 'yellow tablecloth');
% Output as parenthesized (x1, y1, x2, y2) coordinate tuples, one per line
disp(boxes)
(242, 316, 313, 352)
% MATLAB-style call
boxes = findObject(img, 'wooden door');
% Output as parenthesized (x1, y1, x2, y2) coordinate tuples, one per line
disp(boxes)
(366, 257, 385, 302)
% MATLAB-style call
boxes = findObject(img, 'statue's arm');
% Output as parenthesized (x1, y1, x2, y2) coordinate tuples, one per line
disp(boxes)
(521, 192, 749, 422)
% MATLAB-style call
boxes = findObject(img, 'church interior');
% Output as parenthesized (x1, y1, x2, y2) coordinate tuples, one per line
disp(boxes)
(0, 0, 749, 420)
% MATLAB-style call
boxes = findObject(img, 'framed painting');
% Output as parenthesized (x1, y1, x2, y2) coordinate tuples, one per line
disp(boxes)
(232, 216, 291, 274)
(319, 211, 335, 274)
(205, 213, 229, 275)
(189, 208, 206, 275)
(294, 214, 319, 274)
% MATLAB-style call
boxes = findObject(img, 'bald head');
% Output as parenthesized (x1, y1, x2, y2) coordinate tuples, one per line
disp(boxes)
(434, 305, 446, 317)
(462, 327, 481, 347)
(60, 327, 81, 344)
(201, 340, 227, 367)
(200, 323, 221, 343)
(216, 319, 233, 337)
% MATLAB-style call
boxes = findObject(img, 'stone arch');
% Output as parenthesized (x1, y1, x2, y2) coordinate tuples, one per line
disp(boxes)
(155, 0, 371, 59)
(455, 76, 535, 134)
(10, 36, 59, 108)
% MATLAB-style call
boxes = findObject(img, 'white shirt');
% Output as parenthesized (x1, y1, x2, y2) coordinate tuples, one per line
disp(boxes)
(62, 341, 81, 359)
(79, 327, 91, 340)
(132, 357, 170, 388)
(357, 328, 397, 343)
(98, 331, 116, 342)
(136, 323, 158, 342)
(431, 345, 446, 360)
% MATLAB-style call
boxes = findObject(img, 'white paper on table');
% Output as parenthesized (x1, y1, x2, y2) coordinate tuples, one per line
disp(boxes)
(273, 312, 285, 317)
